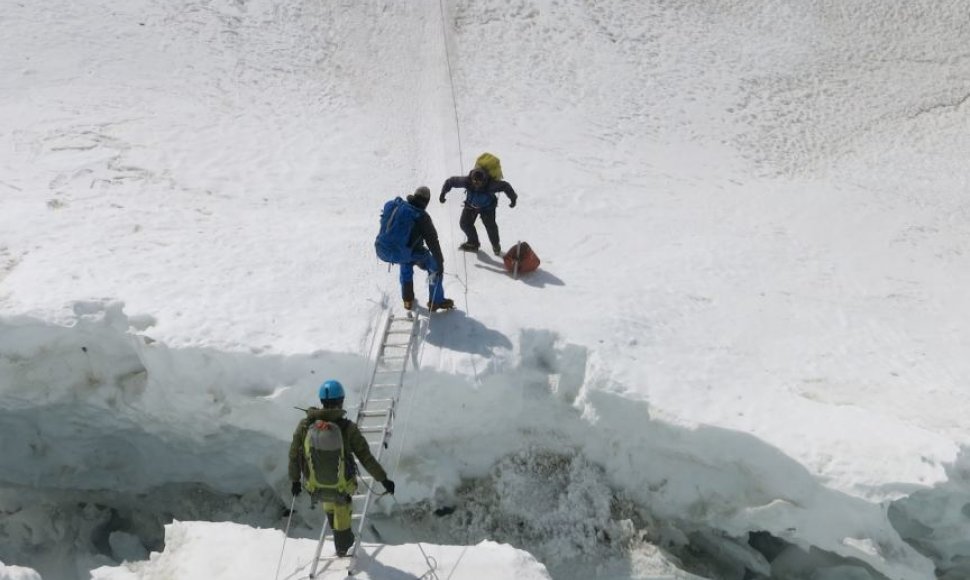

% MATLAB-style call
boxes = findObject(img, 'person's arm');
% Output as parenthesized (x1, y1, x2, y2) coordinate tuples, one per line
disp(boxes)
(346, 422, 389, 482)
(440, 176, 468, 202)
(494, 180, 518, 207)
(417, 214, 445, 271)
(287, 419, 308, 482)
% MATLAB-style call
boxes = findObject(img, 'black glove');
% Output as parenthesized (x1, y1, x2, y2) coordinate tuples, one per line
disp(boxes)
(439, 192, 447, 203)
(382, 479, 396, 495)
(291, 481, 302, 497)
(509, 196, 517, 208)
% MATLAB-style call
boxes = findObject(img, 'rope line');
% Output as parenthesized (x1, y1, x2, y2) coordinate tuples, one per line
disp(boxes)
(438, 0, 464, 170)
(435, 0, 482, 388)
(389, 493, 440, 579)
(356, 478, 440, 579)
(436, 0, 470, 311)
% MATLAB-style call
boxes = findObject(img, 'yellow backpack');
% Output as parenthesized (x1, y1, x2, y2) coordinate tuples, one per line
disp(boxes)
(474, 152, 503, 181)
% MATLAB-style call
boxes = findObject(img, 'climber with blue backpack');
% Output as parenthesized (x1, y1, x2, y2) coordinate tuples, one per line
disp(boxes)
(375, 186, 454, 312)
(288, 380, 395, 557)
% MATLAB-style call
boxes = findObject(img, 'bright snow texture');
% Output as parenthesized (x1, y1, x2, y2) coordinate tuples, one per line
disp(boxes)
(2, 0, 970, 579)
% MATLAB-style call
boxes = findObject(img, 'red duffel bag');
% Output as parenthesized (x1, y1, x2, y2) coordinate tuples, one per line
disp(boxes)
(503, 241, 540, 277)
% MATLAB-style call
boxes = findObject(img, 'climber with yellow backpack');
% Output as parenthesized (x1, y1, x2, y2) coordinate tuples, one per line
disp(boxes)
(288, 380, 395, 557)
(440, 152, 519, 256)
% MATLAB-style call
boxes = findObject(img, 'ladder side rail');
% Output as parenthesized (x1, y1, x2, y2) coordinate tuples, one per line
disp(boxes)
(387, 314, 419, 407)
(350, 392, 404, 547)
(349, 425, 392, 562)
(347, 310, 421, 567)
(357, 311, 395, 417)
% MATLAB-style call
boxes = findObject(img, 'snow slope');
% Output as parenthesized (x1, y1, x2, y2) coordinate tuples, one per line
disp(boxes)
(90, 521, 550, 580)
(3, 0, 970, 578)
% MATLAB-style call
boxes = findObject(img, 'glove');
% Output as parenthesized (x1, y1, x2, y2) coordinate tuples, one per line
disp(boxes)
(382, 479, 396, 495)
(509, 196, 517, 208)
(291, 481, 302, 497)
(439, 192, 447, 204)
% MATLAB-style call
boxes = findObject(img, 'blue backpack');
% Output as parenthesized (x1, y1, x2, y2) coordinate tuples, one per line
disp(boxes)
(375, 197, 421, 264)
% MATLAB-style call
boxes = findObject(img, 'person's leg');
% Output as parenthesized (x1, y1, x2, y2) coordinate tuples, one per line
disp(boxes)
(459, 206, 480, 248)
(323, 499, 355, 556)
(480, 205, 500, 254)
(414, 250, 449, 307)
(399, 262, 415, 308)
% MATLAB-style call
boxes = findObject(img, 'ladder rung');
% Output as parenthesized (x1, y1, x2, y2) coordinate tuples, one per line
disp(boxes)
(359, 410, 389, 418)
(362, 414, 391, 421)
(387, 330, 412, 335)
(359, 426, 386, 434)
(380, 355, 406, 360)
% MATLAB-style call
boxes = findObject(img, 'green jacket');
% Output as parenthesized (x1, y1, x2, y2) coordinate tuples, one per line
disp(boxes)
(288, 407, 388, 485)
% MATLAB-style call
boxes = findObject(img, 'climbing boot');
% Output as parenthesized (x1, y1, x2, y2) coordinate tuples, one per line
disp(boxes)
(427, 299, 455, 312)
(333, 528, 355, 557)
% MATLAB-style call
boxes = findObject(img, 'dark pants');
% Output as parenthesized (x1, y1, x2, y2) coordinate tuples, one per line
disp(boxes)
(460, 205, 499, 248)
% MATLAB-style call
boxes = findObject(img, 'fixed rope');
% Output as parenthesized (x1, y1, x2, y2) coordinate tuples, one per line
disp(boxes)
(436, 0, 470, 311)
(435, 0, 483, 386)
(391, 493, 440, 579)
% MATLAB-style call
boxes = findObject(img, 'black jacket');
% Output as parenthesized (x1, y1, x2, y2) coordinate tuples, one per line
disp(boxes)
(441, 175, 517, 210)
(406, 198, 444, 269)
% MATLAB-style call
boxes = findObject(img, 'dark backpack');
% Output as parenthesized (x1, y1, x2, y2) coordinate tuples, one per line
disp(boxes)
(375, 197, 421, 264)
(303, 419, 354, 502)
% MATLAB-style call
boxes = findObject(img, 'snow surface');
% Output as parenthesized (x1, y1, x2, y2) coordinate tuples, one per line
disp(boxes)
(89, 521, 550, 580)
(3, 0, 970, 578)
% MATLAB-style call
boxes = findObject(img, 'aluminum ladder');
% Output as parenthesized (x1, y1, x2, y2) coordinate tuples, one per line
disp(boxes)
(308, 310, 420, 578)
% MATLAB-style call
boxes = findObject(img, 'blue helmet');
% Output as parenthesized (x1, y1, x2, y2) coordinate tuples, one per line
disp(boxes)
(318, 380, 345, 402)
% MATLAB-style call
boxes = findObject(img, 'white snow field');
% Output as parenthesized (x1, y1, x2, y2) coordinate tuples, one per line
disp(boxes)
(2, 0, 970, 579)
